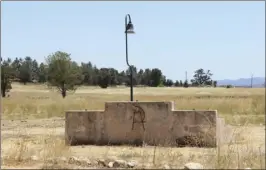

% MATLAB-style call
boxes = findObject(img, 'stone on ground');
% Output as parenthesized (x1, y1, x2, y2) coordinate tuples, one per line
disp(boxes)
(184, 162, 204, 169)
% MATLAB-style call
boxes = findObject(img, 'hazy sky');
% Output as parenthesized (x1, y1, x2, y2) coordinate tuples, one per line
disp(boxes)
(1, 1, 265, 81)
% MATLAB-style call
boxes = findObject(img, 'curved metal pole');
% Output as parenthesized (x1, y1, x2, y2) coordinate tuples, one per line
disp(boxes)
(125, 14, 133, 101)
(125, 14, 132, 68)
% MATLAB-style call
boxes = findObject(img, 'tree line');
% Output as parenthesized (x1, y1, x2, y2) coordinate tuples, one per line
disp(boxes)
(1, 51, 217, 98)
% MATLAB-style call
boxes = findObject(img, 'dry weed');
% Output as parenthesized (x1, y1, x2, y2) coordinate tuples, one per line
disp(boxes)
(2, 129, 71, 168)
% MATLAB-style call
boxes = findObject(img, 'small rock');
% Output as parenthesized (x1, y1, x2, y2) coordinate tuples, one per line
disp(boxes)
(127, 161, 136, 168)
(85, 159, 92, 166)
(98, 159, 106, 167)
(184, 162, 203, 169)
(108, 161, 114, 168)
(113, 159, 127, 168)
(163, 164, 170, 169)
(31, 155, 39, 161)
(68, 156, 79, 164)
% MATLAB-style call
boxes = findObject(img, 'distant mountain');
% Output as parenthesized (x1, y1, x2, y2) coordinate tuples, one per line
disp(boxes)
(217, 77, 265, 87)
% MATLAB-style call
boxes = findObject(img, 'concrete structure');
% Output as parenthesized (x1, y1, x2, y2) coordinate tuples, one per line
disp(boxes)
(65, 101, 219, 147)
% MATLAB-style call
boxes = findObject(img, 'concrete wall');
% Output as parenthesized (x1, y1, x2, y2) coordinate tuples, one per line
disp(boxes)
(65, 102, 217, 147)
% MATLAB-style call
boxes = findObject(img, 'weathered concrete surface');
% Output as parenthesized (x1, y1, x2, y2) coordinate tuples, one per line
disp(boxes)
(65, 102, 218, 147)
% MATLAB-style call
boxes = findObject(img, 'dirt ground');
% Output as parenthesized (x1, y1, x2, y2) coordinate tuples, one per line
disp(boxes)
(1, 117, 265, 169)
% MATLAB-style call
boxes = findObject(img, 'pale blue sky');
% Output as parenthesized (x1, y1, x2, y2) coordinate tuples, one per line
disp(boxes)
(1, 1, 265, 81)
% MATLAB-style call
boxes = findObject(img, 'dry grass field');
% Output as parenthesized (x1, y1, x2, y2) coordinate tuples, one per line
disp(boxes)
(1, 83, 265, 169)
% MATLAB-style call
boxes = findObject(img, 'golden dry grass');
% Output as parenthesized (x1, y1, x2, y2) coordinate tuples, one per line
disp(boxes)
(3, 83, 265, 125)
(1, 83, 265, 169)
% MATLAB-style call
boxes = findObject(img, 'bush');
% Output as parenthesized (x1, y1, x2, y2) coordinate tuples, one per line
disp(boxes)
(183, 81, 189, 88)
(226, 85, 233, 88)
(158, 83, 164, 87)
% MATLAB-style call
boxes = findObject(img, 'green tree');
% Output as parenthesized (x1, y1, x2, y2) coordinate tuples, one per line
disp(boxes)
(109, 68, 119, 86)
(1, 58, 14, 97)
(137, 69, 144, 85)
(38, 62, 47, 83)
(141, 69, 152, 86)
(31, 59, 39, 82)
(191, 68, 213, 86)
(117, 71, 127, 85)
(11, 57, 23, 81)
(92, 65, 99, 86)
(213, 80, 217, 87)
(174, 80, 180, 87)
(125, 66, 138, 86)
(81, 62, 94, 85)
(183, 80, 189, 88)
(2, 53, 174, 89)
(164, 79, 174, 87)
(98, 68, 111, 88)
(150, 68, 163, 87)
(46, 51, 83, 98)
(19, 56, 32, 84)
(179, 80, 183, 87)
(161, 76, 166, 86)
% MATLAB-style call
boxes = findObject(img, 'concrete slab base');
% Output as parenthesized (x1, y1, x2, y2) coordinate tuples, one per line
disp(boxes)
(65, 101, 219, 147)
